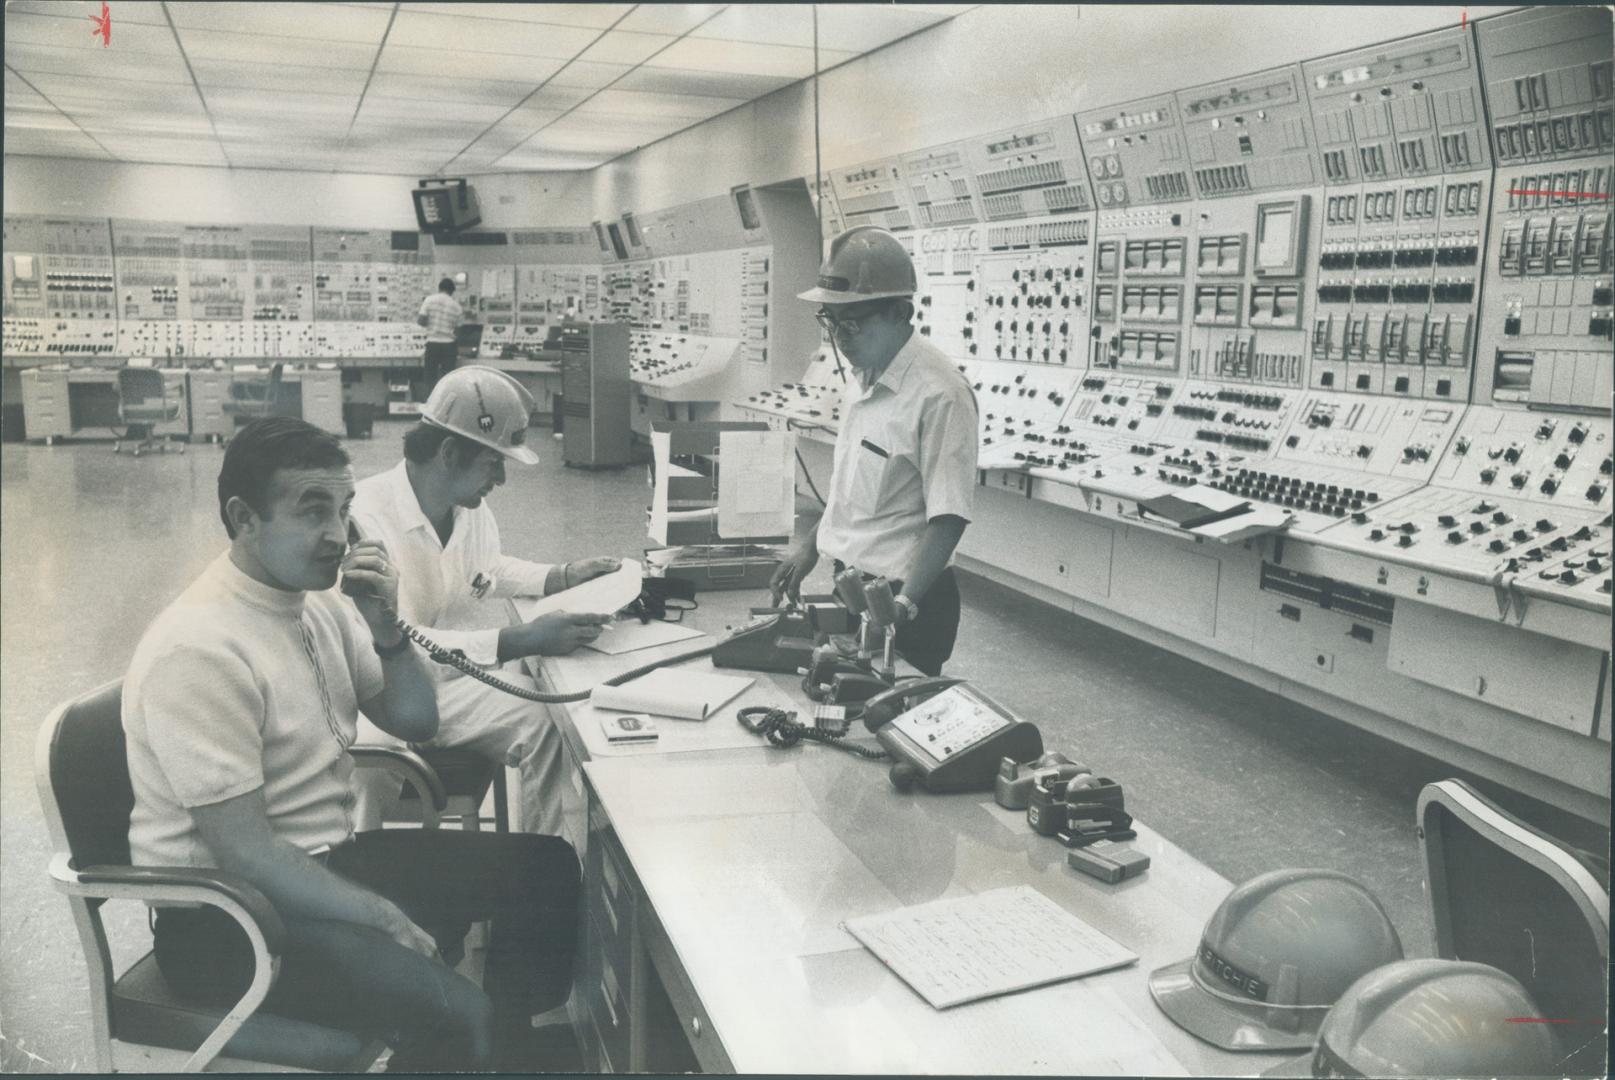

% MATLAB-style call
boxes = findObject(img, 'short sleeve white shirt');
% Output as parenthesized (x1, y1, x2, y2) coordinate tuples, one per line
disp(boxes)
(123, 553, 385, 868)
(815, 331, 979, 580)
(419, 292, 463, 343)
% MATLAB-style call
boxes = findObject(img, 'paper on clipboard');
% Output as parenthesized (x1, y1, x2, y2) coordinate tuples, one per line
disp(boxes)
(717, 429, 794, 539)
(511, 559, 643, 619)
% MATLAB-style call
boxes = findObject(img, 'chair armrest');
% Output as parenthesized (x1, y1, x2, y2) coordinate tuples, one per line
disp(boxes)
(350, 744, 449, 811)
(72, 863, 287, 955)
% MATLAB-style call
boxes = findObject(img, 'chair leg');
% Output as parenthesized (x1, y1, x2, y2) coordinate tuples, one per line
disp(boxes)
(493, 768, 511, 834)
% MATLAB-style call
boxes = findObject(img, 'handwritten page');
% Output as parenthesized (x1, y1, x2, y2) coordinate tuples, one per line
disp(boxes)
(591, 668, 753, 721)
(717, 429, 795, 539)
(844, 885, 1136, 1009)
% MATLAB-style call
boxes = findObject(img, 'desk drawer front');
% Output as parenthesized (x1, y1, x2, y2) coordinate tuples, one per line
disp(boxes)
(581, 910, 630, 1069)
(641, 902, 734, 1074)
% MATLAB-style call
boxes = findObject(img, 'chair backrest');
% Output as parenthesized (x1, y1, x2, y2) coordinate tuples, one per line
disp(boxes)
(117, 367, 167, 408)
(1418, 779, 1609, 1071)
(36, 681, 135, 870)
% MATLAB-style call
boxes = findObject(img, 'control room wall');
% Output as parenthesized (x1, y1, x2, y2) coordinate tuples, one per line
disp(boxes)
(588, 4, 1507, 218)
(1, 155, 596, 231)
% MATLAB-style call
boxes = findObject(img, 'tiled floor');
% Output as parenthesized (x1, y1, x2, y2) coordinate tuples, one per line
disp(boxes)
(0, 424, 1603, 1072)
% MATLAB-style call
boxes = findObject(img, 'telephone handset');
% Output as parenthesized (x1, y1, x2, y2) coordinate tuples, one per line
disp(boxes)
(860, 678, 1043, 794)
(338, 519, 713, 703)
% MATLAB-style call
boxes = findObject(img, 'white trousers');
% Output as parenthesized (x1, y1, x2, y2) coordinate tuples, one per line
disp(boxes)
(352, 668, 566, 836)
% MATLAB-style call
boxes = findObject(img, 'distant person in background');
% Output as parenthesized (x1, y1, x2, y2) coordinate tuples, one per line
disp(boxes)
(418, 277, 463, 396)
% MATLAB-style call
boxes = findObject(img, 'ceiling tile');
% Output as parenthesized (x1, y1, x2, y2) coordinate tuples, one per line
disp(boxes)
(5, 38, 192, 82)
(165, 2, 393, 43)
(616, 5, 726, 35)
(573, 30, 676, 66)
(192, 58, 372, 95)
(489, 152, 607, 171)
(359, 96, 513, 125)
(611, 66, 796, 100)
(367, 71, 535, 107)
(642, 38, 855, 79)
(516, 85, 596, 113)
(3, 11, 181, 56)
(175, 28, 378, 69)
(813, 5, 956, 52)
(97, 136, 230, 166)
(1, 128, 114, 158)
(5, 1, 169, 26)
(547, 60, 633, 91)
(583, 88, 746, 121)
(389, 10, 600, 58)
(66, 106, 212, 135)
(687, 4, 817, 47)
(404, 4, 633, 30)
(205, 87, 358, 115)
(24, 72, 202, 110)
(375, 44, 567, 84)
(5, 110, 83, 135)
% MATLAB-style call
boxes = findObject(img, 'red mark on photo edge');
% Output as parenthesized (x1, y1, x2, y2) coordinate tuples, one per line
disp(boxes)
(1507, 189, 1613, 201)
(1504, 1017, 1606, 1025)
(1461, 9, 1467, 30)
(90, 2, 112, 48)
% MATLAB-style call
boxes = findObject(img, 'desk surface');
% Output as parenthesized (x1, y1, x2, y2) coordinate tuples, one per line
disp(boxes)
(528, 591, 1256, 1076)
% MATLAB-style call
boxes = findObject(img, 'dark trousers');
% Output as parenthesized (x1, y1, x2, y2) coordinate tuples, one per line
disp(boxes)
(152, 830, 579, 1072)
(834, 562, 962, 676)
(423, 341, 458, 396)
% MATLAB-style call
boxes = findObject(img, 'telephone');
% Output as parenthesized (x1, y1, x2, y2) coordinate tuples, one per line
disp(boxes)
(859, 678, 1044, 794)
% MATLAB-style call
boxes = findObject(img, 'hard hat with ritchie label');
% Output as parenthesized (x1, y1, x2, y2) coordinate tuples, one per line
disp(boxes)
(421, 365, 539, 465)
(1149, 868, 1405, 1051)
(797, 226, 917, 305)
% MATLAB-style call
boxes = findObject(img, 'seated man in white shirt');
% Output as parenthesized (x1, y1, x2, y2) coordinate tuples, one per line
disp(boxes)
(352, 365, 619, 835)
(123, 417, 581, 1071)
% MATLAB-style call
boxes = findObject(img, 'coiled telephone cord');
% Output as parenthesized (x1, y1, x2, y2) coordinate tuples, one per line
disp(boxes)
(392, 615, 716, 703)
(737, 706, 890, 761)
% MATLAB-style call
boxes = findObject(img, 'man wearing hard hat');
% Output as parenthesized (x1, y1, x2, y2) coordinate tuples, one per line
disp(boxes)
(351, 365, 619, 834)
(770, 227, 979, 675)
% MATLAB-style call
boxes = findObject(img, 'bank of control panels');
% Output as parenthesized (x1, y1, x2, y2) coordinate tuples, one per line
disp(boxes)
(733, 7, 1613, 611)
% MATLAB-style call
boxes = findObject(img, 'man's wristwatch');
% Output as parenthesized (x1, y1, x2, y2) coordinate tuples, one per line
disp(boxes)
(894, 594, 920, 622)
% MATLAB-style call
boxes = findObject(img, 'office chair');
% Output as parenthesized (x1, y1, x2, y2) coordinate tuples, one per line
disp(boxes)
(220, 363, 284, 439)
(112, 368, 184, 457)
(34, 680, 460, 1072)
(386, 748, 511, 833)
(1418, 779, 1609, 1077)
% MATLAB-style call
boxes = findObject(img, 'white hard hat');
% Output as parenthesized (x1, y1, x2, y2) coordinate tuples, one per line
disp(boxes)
(797, 226, 917, 305)
(421, 365, 539, 465)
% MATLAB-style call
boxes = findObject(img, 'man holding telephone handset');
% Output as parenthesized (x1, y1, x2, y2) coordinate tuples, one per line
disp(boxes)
(122, 417, 579, 1070)
(770, 227, 979, 676)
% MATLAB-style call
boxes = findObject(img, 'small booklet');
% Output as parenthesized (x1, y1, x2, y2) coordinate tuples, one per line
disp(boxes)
(599, 713, 659, 744)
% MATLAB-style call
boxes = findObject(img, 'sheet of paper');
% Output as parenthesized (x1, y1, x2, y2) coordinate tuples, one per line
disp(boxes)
(510, 558, 643, 620)
(591, 668, 754, 720)
(844, 885, 1136, 1010)
(649, 431, 672, 545)
(1192, 504, 1292, 543)
(717, 429, 795, 540)
(583, 620, 706, 655)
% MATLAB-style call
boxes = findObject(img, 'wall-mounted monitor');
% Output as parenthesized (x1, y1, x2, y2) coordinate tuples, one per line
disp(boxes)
(1253, 195, 1308, 277)
(732, 185, 761, 231)
(592, 222, 611, 254)
(412, 179, 482, 234)
(622, 212, 642, 248)
(605, 222, 628, 261)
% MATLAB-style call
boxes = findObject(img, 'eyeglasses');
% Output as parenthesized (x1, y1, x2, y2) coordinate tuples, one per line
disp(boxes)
(814, 306, 888, 337)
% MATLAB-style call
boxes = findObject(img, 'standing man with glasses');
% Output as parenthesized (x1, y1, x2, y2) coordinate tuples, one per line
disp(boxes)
(769, 226, 979, 676)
